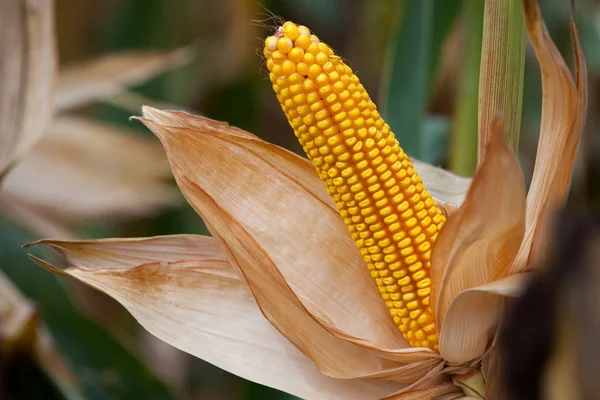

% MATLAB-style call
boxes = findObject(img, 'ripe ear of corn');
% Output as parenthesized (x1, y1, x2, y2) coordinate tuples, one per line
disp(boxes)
(263, 21, 446, 350)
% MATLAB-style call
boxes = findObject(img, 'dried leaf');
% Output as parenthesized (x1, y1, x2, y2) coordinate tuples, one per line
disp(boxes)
(439, 274, 529, 364)
(55, 47, 192, 112)
(431, 120, 526, 334)
(0, 0, 56, 175)
(0, 193, 79, 239)
(0, 116, 180, 235)
(512, 0, 587, 273)
(27, 235, 406, 399)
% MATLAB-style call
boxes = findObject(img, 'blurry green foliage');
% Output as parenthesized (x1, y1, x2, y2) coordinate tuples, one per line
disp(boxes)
(380, 0, 461, 163)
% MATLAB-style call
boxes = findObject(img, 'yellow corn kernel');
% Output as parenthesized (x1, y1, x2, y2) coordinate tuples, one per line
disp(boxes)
(263, 22, 445, 351)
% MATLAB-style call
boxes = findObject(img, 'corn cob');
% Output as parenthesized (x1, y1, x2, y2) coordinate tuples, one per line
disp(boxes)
(263, 22, 446, 350)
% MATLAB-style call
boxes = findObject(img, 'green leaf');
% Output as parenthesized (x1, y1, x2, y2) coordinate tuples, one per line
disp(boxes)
(380, 0, 461, 159)
(0, 221, 177, 400)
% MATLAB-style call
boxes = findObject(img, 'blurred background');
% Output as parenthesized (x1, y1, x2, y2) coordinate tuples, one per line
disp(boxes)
(1, 0, 599, 399)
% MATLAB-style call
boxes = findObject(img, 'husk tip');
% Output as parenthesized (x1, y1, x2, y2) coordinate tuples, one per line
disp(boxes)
(28, 255, 70, 277)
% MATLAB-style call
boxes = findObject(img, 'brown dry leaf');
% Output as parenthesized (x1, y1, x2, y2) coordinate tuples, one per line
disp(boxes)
(430, 121, 526, 331)
(27, 235, 407, 399)
(0, 194, 76, 239)
(512, 0, 587, 273)
(0, 116, 180, 237)
(54, 47, 192, 112)
(439, 273, 529, 364)
(0, 0, 56, 176)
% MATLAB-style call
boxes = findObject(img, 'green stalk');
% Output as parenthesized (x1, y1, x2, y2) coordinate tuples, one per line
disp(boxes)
(477, 0, 526, 165)
(450, 0, 484, 176)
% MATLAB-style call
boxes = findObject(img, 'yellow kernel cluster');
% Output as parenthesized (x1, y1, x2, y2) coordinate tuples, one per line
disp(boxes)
(263, 21, 446, 350)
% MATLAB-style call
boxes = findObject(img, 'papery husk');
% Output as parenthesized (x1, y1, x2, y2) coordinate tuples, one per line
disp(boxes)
(0, 0, 55, 176)
(27, 235, 410, 399)
(430, 121, 530, 360)
(438, 274, 529, 363)
(0, 193, 77, 239)
(172, 166, 432, 381)
(430, 120, 526, 335)
(54, 47, 192, 112)
(0, 116, 180, 237)
(511, 0, 587, 274)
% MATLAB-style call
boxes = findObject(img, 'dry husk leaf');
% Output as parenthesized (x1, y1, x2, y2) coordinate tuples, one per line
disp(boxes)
(0, 0, 55, 176)
(430, 122, 526, 363)
(1, 116, 180, 237)
(55, 47, 192, 112)
(28, 235, 411, 399)
(511, 0, 587, 273)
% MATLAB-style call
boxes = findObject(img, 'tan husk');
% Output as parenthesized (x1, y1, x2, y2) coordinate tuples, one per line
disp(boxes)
(0, 194, 77, 239)
(1, 14, 190, 235)
(430, 120, 526, 335)
(1, 116, 180, 237)
(0, 0, 55, 176)
(511, 0, 587, 274)
(54, 47, 192, 112)
(27, 235, 407, 399)
(439, 274, 529, 364)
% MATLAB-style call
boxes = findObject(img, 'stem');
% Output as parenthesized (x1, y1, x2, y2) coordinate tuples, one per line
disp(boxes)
(477, 0, 526, 166)
(450, 0, 484, 176)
